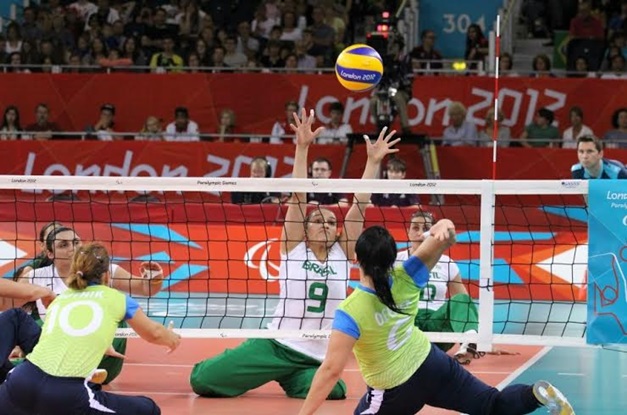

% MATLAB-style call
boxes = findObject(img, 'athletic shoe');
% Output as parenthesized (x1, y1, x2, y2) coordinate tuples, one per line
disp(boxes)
(533, 380, 575, 415)
(90, 369, 108, 385)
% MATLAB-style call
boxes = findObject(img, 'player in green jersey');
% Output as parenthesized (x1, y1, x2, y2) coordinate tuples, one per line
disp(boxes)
(0, 243, 181, 415)
(298, 222, 575, 415)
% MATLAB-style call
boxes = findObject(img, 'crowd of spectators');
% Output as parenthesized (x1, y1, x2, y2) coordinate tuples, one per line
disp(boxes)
(0, 0, 380, 73)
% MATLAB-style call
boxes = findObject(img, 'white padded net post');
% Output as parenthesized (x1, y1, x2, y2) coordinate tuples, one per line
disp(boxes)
(0, 176, 589, 348)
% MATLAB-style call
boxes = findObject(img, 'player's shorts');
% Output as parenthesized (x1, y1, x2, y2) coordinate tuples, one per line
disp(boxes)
(0, 360, 160, 415)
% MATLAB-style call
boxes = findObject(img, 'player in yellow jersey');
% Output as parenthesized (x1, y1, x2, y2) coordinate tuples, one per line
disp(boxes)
(0, 243, 181, 415)
(298, 221, 575, 415)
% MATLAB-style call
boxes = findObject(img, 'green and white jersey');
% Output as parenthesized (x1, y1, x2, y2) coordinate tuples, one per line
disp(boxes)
(268, 241, 350, 361)
(396, 250, 458, 311)
(334, 256, 431, 390)
(28, 284, 139, 378)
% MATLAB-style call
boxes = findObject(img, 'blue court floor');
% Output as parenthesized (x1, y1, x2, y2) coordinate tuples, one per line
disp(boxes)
(503, 346, 627, 415)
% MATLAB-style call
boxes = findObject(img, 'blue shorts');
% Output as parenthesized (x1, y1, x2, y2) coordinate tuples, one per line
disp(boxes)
(354, 344, 540, 415)
(0, 360, 160, 415)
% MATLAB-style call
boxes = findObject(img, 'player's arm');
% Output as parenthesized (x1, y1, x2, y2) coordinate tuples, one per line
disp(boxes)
(0, 278, 55, 310)
(445, 259, 467, 297)
(111, 262, 164, 297)
(340, 127, 400, 257)
(403, 219, 457, 289)
(281, 108, 324, 255)
(298, 331, 356, 415)
(125, 297, 180, 352)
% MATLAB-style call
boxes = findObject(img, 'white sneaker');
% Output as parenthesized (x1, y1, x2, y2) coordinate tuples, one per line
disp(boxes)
(533, 380, 575, 415)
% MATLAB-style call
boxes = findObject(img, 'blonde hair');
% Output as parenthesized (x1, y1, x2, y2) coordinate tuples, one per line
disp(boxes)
(67, 243, 110, 290)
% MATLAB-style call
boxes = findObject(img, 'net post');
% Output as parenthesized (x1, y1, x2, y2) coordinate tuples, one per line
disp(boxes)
(477, 180, 496, 352)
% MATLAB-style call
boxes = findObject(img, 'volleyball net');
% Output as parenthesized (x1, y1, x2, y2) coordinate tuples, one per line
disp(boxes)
(0, 176, 591, 349)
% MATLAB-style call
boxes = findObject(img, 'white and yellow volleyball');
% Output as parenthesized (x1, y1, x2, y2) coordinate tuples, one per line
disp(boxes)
(335, 44, 384, 92)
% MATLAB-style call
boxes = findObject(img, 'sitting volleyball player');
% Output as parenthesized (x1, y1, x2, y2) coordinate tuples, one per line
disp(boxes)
(19, 225, 165, 384)
(0, 243, 181, 415)
(190, 108, 400, 399)
(397, 210, 480, 364)
(0, 278, 55, 382)
(298, 223, 574, 415)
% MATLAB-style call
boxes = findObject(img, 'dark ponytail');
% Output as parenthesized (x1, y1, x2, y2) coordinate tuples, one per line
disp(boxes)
(355, 226, 406, 314)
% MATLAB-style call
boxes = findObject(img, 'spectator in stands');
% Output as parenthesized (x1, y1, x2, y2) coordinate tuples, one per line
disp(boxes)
(135, 116, 164, 141)
(231, 157, 281, 204)
(279, 10, 303, 42)
(409, 29, 443, 73)
(50, 14, 76, 53)
(318, 102, 352, 145)
(25, 104, 61, 140)
(86, 37, 108, 65)
(222, 35, 248, 68)
(270, 100, 299, 144)
(0, 106, 21, 140)
(252, 4, 279, 39)
(87, 103, 116, 141)
(147, 8, 177, 50)
(464, 24, 488, 69)
(20, 7, 41, 42)
(309, 6, 335, 57)
(520, 108, 560, 147)
(165, 107, 199, 141)
(571, 136, 627, 179)
(69, 0, 98, 23)
(371, 158, 420, 208)
(176, 1, 204, 40)
(149, 34, 183, 72)
(215, 109, 239, 142)
(0, 35, 7, 64)
(603, 107, 627, 148)
(260, 40, 285, 68)
(294, 39, 317, 70)
(211, 46, 228, 71)
(122, 37, 148, 67)
(569, 1, 605, 40)
(236, 21, 260, 58)
(562, 106, 594, 149)
(499, 52, 519, 76)
(186, 52, 201, 72)
(442, 102, 478, 147)
(307, 157, 349, 207)
(5, 22, 23, 55)
(194, 38, 212, 66)
(571, 56, 596, 77)
(608, 1, 627, 38)
(601, 54, 626, 78)
(8, 52, 30, 73)
(86, 0, 120, 28)
(479, 108, 511, 147)
(531, 53, 554, 77)
(284, 53, 299, 73)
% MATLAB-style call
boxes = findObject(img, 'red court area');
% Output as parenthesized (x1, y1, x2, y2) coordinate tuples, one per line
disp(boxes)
(106, 340, 541, 415)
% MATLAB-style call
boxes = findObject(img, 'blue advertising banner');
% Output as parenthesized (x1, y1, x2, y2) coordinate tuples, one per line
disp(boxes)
(587, 180, 627, 345)
(418, 0, 502, 58)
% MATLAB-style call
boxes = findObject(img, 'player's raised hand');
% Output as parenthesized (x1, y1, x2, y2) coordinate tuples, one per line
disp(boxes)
(363, 126, 401, 164)
(430, 219, 456, 244)
(290, 108, 324, 147)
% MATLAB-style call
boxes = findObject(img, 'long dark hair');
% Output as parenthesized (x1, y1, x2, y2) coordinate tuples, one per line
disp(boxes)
(355, 226, 405, 314)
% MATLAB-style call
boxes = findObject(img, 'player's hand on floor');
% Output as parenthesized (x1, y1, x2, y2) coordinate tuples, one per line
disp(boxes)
(165, 321, 181, 354)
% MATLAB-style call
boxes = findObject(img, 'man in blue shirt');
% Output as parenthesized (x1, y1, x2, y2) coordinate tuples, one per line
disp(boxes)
(571, 136, 627, 179)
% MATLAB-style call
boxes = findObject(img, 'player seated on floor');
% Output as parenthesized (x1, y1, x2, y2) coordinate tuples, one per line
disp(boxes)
(0, 243, 181, 415)
(189, 109, 400, 399)
(396, 210, 480, 364)
(15, 225, 165, 384)
(297, 223, 574, 415)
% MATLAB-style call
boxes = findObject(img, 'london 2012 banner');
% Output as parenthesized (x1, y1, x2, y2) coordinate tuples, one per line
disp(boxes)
(587, 180, 627, 345)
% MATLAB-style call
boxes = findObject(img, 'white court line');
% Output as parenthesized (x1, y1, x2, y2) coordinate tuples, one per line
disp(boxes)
(124, 363, 511, 376)
(558, 372, 584, 376)
(496, 346, 553, 390)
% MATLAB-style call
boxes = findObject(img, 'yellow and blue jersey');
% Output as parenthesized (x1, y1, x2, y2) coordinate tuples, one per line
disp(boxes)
(333, 256, 432, 390)
(28, 284, 139, 378)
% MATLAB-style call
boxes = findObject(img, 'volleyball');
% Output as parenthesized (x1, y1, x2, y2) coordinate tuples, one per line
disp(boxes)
(335, 44, 384, 92)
